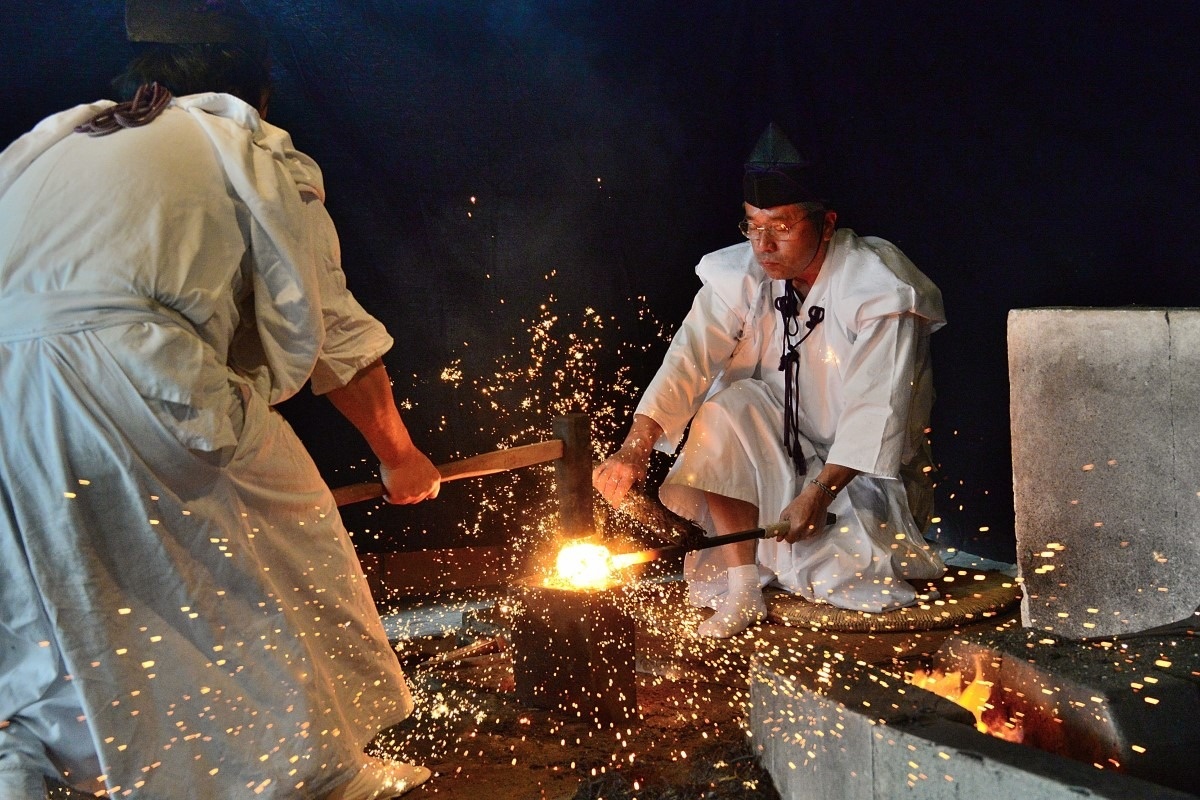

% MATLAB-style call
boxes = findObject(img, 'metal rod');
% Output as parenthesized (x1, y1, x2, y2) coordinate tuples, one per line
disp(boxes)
(611, 514, 837, 567)
(633, 522, 784, 561)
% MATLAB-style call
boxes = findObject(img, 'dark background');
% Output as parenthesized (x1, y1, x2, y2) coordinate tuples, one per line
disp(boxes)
(4, 1, 1198, 563)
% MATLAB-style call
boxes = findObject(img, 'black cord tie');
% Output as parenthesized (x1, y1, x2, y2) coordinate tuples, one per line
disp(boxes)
(775, 282, 824, 474)
(75, 82, 174, 137)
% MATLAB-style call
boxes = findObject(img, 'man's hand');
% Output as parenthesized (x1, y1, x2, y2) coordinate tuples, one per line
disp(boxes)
(593, 446, 648, 507)
(379, 449, 440, 504)
(776, 483, 835, 543)
(592, 414, 663, 507)
(326, 358, 441, 505)
(776, 464, 859, 544)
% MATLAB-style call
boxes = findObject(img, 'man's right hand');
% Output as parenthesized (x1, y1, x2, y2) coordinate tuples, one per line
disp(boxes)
(326, 358, 441, 505)
(592, 447, 648, 507)
(592, 414, 663, 507)
(380, 449, 441, 504)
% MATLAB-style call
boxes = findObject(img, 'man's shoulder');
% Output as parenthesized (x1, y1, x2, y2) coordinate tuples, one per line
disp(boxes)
(696, 241, 762, 281)
(833, 229, 936, 290)
(174, 93, 324, 201)
(828, 229, 945, 325)
(835, 229, 907, 267)
(695, 241, 767, 308)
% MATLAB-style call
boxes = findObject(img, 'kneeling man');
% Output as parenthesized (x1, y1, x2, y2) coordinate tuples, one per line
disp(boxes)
(594, 124, 946, 637)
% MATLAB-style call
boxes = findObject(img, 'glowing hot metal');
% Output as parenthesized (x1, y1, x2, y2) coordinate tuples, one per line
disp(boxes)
(548, 519, 837, 589)
(552, 541, 620, 590)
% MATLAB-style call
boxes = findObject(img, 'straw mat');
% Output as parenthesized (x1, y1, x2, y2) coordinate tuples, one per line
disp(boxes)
(765, 568, 1021, 632)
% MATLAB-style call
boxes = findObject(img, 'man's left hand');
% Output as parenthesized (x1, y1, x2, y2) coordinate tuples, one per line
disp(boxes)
(776, 484, 835, 543)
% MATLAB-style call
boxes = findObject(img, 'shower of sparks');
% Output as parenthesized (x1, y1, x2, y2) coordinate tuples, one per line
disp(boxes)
(348, 285, 673, 580)
(321, 282, 779, 792)
(369, 575, 779, 797)
(316, 278, 1047, 796)
(50, 293, 1166, 800)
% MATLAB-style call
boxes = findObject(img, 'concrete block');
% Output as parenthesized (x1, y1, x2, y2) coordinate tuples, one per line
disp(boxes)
(933, 628, 1200, 795)
(748, 651, 1197, 799)
(749, 658, 875, 800)
(878, 717, 1194, 799)
(1172, 310, 1200, 565)
(1008, 308, 1200, 638)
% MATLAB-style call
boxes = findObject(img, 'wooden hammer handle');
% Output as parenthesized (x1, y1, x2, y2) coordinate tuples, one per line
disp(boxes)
(331, 438, 565, 507)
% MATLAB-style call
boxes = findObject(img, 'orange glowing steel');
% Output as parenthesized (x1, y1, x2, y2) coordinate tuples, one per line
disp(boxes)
(545, 541, 659, 590)
(551, 541, 617, 590)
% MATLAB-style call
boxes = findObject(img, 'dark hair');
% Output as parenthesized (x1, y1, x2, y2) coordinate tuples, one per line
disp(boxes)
(112, 42, 270, 108)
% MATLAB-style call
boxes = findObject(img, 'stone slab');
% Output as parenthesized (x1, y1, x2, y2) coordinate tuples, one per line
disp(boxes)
(933, 628, 1200, 795)
(1008, 308, 1200, 638)
(749, 661, 875, 800)
(749, 649, 1198, 800)
(876, 717, 1194, 799)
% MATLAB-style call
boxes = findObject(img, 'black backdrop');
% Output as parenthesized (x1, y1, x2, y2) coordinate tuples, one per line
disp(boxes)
(4, 1, 1199, 562)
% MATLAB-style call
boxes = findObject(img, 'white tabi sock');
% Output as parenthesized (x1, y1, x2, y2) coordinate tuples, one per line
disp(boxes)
(696, 564, 767, 638)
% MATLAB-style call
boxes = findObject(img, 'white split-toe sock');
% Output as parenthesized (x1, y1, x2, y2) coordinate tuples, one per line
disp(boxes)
(696, 564, 767, 638)
(326, 755, 431, 800)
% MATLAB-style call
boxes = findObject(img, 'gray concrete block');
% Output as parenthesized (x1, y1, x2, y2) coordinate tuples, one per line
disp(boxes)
(933, 628, 1200, 795)
(1008, 308, 1200, 639)
(878, 717, 1196, 799)
(1171, 311, 1200, 586)
(747, 651, 1197, 799)
(749, 657, 875, 800)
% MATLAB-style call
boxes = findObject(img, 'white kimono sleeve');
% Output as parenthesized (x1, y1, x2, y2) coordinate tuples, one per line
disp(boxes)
(825, 312, 920, 478)
(301, 199, 395, 395)
(635, 283, 743, 451)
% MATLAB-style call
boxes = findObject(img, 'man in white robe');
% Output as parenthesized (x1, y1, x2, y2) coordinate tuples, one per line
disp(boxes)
(0, 4, 438, 798)
(594, 124, 946, 637)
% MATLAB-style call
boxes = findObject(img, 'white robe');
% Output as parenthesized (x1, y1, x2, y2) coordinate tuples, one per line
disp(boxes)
(0, 95, 409, 798)
(636, 233, 947, 612)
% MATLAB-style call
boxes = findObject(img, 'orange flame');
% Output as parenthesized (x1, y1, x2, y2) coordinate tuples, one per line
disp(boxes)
(544, 540, 658, 591)
(910, 655, 1023, 742)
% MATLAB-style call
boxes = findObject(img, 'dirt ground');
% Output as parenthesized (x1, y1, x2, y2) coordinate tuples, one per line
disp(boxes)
(383, 668, 771, 800)
(46, 571, 1019, 800)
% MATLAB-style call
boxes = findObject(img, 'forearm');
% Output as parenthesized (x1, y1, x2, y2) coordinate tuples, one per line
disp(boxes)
(620, 414, 664, 458)
(324, 358, 417, 467)
(812, 463, 859, 498)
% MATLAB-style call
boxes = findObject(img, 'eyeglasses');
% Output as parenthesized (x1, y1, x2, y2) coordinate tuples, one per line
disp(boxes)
(738, 214, 812, 241)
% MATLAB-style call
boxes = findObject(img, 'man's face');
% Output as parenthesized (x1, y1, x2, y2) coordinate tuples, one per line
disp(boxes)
(743, 202, 836, 284)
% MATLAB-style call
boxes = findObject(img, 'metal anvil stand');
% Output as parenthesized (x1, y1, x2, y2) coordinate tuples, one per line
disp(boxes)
(509, 412, 639, 725)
